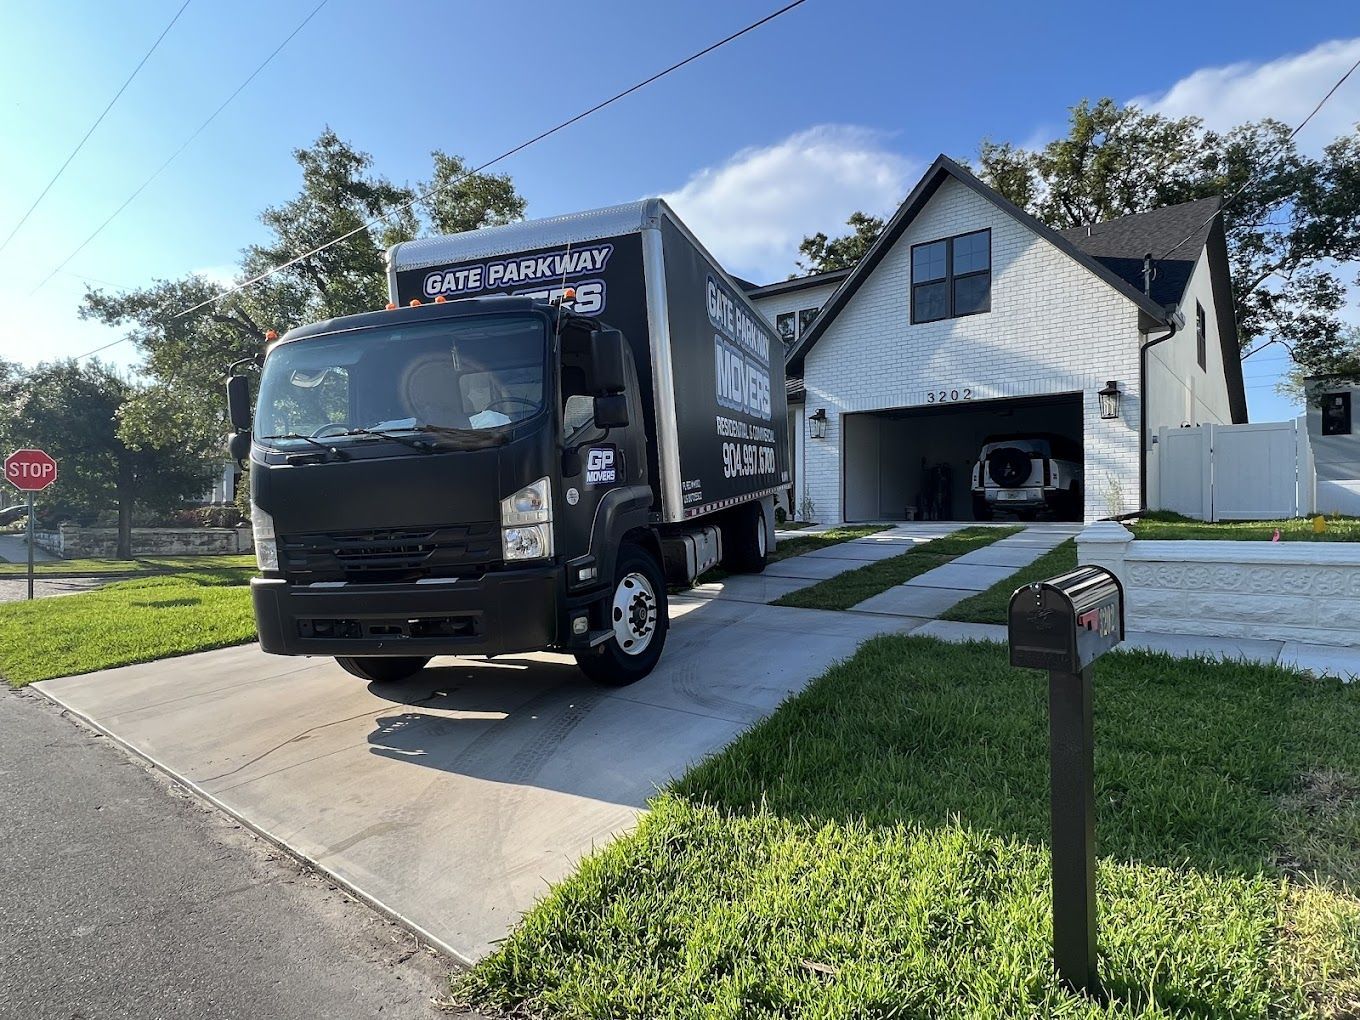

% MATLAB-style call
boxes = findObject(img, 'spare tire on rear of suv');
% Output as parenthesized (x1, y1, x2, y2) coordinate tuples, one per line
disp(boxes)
(988, 446, 1033, 487)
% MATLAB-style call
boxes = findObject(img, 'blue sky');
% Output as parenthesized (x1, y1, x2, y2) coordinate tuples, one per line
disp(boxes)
(0, 0, 1355, 423)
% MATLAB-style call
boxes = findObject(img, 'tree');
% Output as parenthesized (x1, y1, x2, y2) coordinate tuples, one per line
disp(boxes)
(796, 99, 1360, 379)
(3, 360, 218, 558)
(80, 130, 528, 445)
(794, 211, 884, 275)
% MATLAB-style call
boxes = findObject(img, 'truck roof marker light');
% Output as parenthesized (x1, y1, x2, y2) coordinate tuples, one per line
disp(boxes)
(563, 287, 576, 301)
(434, 295, 447, 303)
(264, 329, 278, 341)
(409, 299, 422, 307)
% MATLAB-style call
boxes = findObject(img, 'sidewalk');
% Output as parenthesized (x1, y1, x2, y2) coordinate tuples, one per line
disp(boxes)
(0, 533, 57, 564)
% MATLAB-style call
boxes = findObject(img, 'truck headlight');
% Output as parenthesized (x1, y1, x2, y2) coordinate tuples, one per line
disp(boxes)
(503, 524, 552, 561)
(252, 505, 278, 571)
(500, 477, 552, 526)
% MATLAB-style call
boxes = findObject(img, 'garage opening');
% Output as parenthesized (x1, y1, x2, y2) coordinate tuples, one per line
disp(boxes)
(842, 393, 1084, 522)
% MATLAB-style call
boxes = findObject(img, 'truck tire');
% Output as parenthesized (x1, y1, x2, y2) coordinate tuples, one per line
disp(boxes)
(576, 544, 668, 686)
(988, 447, 1032, 487)
(719, 501, 768, 574)
(335, 656, 431, 683)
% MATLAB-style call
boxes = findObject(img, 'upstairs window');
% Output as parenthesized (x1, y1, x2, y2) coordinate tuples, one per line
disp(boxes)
(1196, 302, 1207, 371)
(911, 229, 991, 324)
(776, 305, 821, 346)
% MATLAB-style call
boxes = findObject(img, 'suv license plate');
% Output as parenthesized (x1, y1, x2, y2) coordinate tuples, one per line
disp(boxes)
(997, 490, 1025, 501)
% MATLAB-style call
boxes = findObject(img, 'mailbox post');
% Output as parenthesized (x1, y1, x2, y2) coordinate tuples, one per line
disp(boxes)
(1007, 565, 1124, 995)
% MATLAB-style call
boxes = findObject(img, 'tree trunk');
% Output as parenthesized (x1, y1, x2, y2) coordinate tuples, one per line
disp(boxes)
(116, 458, 135, 560)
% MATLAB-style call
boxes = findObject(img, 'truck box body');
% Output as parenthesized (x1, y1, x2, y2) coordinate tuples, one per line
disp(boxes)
(387, 199, 789, 524)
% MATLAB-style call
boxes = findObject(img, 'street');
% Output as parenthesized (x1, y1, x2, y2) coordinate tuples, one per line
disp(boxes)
(0, 686, 467, 1020)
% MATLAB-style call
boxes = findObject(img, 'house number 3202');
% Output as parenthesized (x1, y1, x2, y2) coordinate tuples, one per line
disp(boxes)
(926, 388, 971, 403)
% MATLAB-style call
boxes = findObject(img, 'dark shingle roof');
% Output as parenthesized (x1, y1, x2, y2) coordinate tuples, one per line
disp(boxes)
(1057, 196, 1221, 308)
(743, 267, 852, 298)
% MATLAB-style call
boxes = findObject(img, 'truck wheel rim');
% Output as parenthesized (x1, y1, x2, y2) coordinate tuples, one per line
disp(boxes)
(612, 572, 657, 656)
(757, 516, 767, 558)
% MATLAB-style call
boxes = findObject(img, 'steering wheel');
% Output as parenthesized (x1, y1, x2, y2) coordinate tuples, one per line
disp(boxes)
(485, 396, 538, 415)
(310, 422, 353, 438)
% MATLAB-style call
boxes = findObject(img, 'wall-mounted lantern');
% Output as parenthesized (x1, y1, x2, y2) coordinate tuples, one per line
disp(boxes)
(808, 407, 828, 439)
(1097, 381, 1121, 421)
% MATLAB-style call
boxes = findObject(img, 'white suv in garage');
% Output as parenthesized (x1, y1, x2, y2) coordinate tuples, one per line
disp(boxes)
(971, 434, 1082, 520)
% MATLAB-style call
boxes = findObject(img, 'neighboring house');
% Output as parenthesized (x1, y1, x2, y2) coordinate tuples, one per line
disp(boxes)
(745, 155, 1245, 523)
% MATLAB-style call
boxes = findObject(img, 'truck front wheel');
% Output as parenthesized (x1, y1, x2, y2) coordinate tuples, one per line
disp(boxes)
(335, 656, 431, 683)
(575, 544, 669, 686)
(719, 501, 768, 574)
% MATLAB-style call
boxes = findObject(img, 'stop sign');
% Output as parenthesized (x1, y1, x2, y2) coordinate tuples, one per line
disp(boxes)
(4, 449, 58, 491)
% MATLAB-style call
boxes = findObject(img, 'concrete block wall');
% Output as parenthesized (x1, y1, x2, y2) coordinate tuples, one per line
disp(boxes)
(36, 525, 254, 558)
(1079, 521, 1360, 646)
(802, 177, 1145, 524)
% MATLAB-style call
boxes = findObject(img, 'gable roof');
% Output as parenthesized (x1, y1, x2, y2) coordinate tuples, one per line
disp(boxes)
(787, 155, 1180, 373)
(1058, 196, 1220, 309)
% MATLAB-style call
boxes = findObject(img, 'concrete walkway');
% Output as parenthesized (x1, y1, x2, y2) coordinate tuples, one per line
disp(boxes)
(691, 522, 970, 605)
(849, 524, 1081, 618)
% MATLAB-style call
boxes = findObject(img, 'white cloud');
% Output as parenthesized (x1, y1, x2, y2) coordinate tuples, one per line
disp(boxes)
(1133, 37, 1360, 146)
(661, 125, 916, 282)
(192, 264, 239, 289)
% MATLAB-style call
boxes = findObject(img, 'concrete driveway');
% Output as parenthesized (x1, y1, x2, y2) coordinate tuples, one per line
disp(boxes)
(36, 594, 918, 964)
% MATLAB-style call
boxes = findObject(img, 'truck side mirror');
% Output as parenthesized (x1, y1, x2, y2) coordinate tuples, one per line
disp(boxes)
(588, 329, 627, 395)
(227, 431, 251, 462)
(593, 394, 629, 429)
(227, 375, 252, 432)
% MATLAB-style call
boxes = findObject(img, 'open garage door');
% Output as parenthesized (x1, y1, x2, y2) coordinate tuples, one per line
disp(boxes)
(843, 393, 1084, 522)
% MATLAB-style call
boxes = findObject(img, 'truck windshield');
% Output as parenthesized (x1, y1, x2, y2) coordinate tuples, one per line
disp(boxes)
(254, 314, 546, 450)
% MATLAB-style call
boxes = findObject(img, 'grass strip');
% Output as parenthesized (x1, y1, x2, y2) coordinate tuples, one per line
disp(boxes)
(459, 636, 1360, 1019)
(0, 553, 256, 578)
(941, 539, 1078, 625)
(1130, 511, 1360, 542)
(772, 525, 1020, 611)
(0, 567, 256, 685)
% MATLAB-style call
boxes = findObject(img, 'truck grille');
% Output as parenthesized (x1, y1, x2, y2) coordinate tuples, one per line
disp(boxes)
(279, 523, 499, 582)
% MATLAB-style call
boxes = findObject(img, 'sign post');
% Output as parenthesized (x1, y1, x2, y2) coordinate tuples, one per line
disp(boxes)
(4, 449, 59, 601)
(1007, 565, 1124, 994)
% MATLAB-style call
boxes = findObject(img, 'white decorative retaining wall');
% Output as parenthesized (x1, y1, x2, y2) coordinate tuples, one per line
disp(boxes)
(1078, 521, 1360, 647)
(35, 525, 253, 559)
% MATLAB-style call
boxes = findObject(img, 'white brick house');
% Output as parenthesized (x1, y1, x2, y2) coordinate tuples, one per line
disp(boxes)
(746, 156, 1246, 524)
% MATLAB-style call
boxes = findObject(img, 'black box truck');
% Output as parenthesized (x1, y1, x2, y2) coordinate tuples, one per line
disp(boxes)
(227, 199, 788, 686)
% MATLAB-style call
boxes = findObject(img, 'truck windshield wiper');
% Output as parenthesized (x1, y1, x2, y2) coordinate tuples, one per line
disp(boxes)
(335, 428, 438, 453)
(258, 433, 350, 460)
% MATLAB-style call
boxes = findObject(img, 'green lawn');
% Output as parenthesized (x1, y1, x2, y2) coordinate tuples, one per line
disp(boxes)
(0, 553, 256, 578)
(0, 565, 256, 685)
(1131, 511, 1360, 542)
(458, 637, 1360, 1019)
(772, 526, 1021, 611)
(941, 539, 1078, 625)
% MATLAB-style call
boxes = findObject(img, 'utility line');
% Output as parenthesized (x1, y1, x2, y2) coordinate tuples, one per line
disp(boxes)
(32, 0, 329, 298)
(0, 0, 193, 255)
(172, 0, 810, 320)
(1157, 50, 1360, 262)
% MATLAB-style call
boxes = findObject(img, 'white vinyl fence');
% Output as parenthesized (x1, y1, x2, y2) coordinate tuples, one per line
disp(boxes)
(1155, 420, 1314, 521)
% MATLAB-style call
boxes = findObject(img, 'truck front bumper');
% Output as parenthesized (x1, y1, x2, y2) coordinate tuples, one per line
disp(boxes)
(251, 567, 567, 658)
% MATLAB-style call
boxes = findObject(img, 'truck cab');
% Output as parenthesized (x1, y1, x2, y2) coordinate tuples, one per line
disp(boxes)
(232, 298, 680, 686)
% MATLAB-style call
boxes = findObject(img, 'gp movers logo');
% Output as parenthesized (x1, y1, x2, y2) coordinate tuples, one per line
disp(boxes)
(585, 447, 618, 487)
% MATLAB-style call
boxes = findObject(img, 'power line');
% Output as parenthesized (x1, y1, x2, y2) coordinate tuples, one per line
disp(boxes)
(31, 0, 330, 298)
(0, 0, 193, 256)
(173, 0, 811, 320)
(1158, 50, 1360, 262)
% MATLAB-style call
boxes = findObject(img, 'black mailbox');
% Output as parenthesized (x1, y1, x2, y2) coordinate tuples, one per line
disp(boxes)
(1007, 563, 1124, 996)
(1008, 566, 1124, 673)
